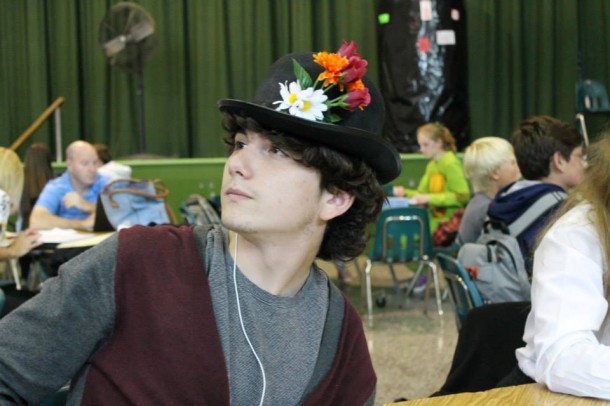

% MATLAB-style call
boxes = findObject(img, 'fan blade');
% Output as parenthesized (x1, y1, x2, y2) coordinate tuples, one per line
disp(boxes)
(103, 35, 127, 58)
(128, 21, 154, 42)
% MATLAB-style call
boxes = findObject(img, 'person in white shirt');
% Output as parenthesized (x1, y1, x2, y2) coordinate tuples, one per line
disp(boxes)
(93, 143, 132, 180)
(503, 131, 610, 399)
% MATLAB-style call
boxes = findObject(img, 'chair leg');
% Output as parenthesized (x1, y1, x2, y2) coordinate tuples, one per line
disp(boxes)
(364, 258, 373, 328)
(387, 263, 404, 308)
(8, 259, 21, 291)
(404, 262, 425, 297)
(430, 261, 444, 316)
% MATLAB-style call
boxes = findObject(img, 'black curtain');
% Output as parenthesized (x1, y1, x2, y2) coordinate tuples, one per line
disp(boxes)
(377, 0, 469, 152)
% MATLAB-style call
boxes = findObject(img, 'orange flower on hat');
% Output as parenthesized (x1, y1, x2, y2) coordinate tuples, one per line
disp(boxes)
(313, 52, 349, 86)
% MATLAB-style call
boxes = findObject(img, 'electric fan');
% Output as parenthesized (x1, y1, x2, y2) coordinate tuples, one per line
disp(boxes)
(98, 2, 158, 154)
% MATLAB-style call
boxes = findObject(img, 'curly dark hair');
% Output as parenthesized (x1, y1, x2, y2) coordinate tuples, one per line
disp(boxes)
(221, 112, 386, 261)
(512, 115, 582, 180)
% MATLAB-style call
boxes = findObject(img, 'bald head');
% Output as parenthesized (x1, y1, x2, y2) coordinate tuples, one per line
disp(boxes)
(66, 141, 97, 160)
(65, 141, 100, 191)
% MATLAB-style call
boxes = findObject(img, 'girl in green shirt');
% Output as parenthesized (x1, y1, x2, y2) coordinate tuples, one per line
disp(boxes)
(393, 123, 471, 231)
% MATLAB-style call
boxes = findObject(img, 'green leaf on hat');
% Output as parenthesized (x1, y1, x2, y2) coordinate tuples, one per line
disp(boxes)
(326, 112, 342, 123)
(292, 59, 312, 89)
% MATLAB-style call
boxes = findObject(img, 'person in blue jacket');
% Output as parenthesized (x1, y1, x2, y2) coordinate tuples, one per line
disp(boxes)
(486, 115, 586, 272)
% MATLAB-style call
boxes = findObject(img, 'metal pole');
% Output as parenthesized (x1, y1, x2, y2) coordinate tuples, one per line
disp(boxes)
(136, 71, 146, 154)
(54, 107, 63, 162)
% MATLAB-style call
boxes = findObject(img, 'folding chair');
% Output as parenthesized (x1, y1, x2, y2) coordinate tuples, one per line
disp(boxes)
(436, 253, 484, 330)
(362, 207, 443, 326)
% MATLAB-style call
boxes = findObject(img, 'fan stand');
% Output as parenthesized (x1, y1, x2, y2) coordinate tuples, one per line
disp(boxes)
(135, 49, 146, 154)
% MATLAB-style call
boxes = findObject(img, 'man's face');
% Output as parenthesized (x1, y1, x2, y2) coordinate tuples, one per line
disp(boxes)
(495, 156, 521, 189)
(220, 130, 326, 237)
(562, 146, 586, 189)
(67, 146, 99, 189)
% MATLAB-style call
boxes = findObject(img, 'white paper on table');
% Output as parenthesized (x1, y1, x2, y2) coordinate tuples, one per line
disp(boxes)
(39, 228, 96, 244)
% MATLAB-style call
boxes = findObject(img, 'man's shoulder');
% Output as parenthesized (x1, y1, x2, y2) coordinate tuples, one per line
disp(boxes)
(92, 174, 112, 191)
(496, 181, 563, 203)
(45, 172, 70, 189)
(117, 224, 223, 249)
(36, 173, 70, 203)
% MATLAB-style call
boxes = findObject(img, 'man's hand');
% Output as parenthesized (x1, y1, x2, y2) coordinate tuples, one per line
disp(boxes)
(63, 192, 96, 213)
(392, 186, 406, 197)
(411, 194, 430, 205)
(81, 213, 95, 231)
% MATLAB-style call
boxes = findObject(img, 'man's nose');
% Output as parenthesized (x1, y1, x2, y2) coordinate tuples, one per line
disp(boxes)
(227, 149, 253, 178)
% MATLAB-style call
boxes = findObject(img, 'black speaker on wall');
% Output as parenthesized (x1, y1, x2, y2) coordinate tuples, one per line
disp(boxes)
(377, 0, 469, 152)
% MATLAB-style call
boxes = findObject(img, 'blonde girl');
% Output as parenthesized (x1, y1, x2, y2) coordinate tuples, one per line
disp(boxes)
(394, 123, 470, 231)
(0, 147, 41, 260)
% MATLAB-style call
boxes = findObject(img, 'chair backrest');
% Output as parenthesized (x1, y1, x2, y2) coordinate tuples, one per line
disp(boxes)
(436, 252, 484, 328)
(576, 79, 610, 113)
(369, 207, 433, 263)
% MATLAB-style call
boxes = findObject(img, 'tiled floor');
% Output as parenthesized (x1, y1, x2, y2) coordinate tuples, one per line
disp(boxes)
(319, 259, 459, 406)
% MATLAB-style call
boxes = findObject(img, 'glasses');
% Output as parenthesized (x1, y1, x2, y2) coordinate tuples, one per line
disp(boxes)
(571, 150, 588, 168)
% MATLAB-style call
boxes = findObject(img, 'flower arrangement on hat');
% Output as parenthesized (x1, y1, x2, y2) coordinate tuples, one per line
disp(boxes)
(273, 40, 371, 123)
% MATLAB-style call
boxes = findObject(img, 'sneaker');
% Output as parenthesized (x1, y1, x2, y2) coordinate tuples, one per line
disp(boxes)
(412, 274, 428, 295)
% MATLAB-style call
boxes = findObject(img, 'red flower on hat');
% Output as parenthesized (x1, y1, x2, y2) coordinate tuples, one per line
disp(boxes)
(337, 40, 368, 84)
(346, 88, 371, 111)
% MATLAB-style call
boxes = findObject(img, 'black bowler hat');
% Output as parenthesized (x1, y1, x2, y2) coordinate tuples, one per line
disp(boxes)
(218, 49, 401, 184)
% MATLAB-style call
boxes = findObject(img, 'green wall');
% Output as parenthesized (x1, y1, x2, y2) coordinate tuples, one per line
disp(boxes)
(53, 154, 435, 220)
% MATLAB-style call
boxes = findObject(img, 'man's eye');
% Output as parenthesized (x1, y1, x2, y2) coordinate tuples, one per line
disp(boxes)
(271, 146, 287, 156)
(234, 141, 246, 150)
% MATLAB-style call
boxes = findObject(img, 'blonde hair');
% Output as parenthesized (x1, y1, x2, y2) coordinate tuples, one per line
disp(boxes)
(0, 147, 24, 214)
(417, 122, 457, 152)
(539, 132, 610, 288)
(463, 137, 516, 193)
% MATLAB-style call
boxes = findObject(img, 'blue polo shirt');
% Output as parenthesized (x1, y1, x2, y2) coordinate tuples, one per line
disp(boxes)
(35, 172, 110, 220)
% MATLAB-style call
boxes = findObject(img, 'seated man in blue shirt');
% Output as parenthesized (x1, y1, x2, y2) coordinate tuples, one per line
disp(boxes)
(29, 141, 110, 231)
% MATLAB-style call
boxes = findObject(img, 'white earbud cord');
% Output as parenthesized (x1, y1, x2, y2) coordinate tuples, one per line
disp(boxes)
(232, 233, 267, 406)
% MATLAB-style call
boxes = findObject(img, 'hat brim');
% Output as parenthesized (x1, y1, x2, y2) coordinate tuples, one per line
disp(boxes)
(218, 99, 402, 184)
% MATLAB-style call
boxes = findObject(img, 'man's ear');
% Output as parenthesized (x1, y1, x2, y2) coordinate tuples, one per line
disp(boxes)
(320, 189, 355, 221)
(490, 167, 501, 181)
(551, 151, 566, 173)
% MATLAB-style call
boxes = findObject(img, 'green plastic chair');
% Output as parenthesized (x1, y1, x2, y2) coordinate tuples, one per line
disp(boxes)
(576, 79, 610, 113)
(436, 253, 484, 330)
(362, 206, 443, 326)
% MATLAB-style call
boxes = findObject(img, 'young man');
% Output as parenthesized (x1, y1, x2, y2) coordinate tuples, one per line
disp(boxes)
(0, 43, 401, 404)
(458, 137, 521, 244)
(486, 115, 585, 271)
(29, 140, 110, 231)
